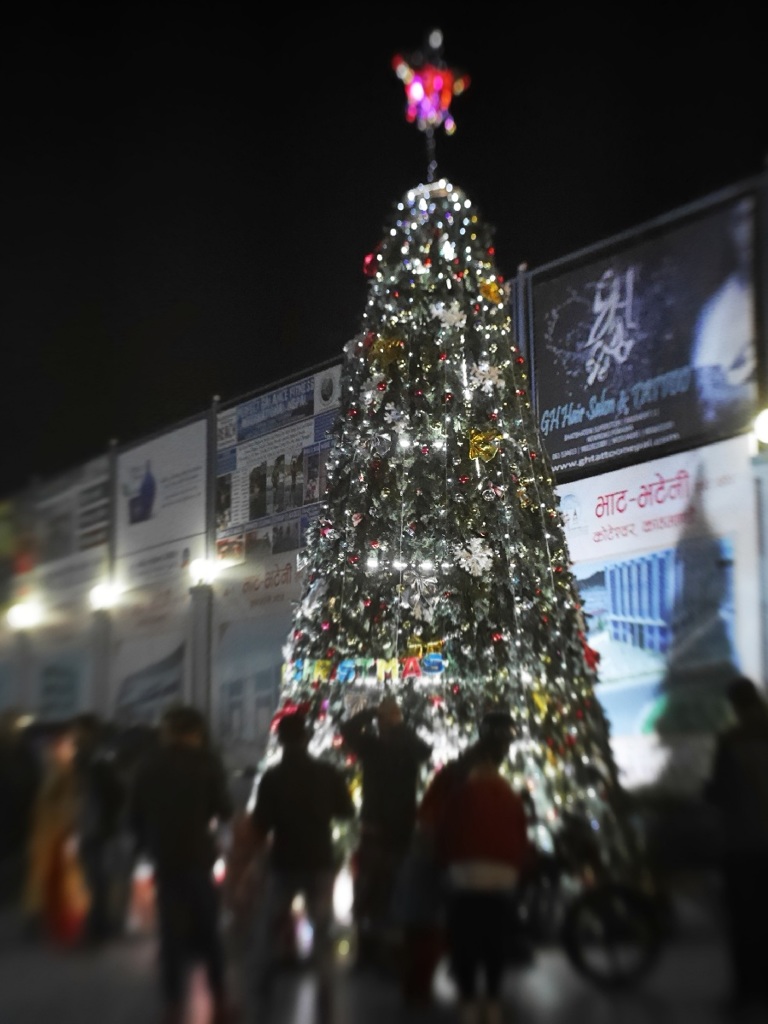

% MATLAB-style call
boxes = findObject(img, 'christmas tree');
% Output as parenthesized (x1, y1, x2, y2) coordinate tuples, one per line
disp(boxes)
(269, 33, 639, 877)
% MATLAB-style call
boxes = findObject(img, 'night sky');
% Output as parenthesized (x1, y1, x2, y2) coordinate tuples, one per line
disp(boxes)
(3, 9, 765, 498)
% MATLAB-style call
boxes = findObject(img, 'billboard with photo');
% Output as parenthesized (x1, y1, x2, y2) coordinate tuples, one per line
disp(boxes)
(557, 434, 760, 794)
(110, 418, 209, 724)
(114, 417, 208, 591)
(531, 191, 759, 481)
(212, 363, 342, 758)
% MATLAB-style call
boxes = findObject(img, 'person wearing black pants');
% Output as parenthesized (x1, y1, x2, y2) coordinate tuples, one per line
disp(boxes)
(706, 676, 768, 1018)
(155, 867, 227, 1013)
(129, 705, 238, 1024)
(437, 712, 534, 1024)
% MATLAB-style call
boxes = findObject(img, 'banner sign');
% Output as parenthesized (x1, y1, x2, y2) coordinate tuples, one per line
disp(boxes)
(532, 194, 758, 480)
(557, 434, 760, 792)
(115, 419, 208, 591)
(111, 635, 185, 727)
(215, 365, 341, 556)
(33, 456, 110, 609)
(212, 364, 341, 754)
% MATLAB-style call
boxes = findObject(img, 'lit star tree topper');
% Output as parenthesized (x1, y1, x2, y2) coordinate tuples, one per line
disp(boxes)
(392, 28, 470, 182)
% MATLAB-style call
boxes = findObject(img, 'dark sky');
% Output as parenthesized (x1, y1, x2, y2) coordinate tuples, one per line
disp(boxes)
(3, 9, 765, 498)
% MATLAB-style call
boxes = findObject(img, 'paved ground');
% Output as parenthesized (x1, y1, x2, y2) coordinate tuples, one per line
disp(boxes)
(0, 870, 756, 1024)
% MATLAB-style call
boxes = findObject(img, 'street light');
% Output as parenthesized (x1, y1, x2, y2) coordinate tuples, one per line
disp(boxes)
(6, 598, 43, 631)
(754, 408, 768, 446)
(189, 558, 219, 587)
(89, 581, 122, 611)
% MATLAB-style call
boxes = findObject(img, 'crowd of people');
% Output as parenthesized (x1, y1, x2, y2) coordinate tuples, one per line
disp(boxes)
(2, 674, 768, 1023)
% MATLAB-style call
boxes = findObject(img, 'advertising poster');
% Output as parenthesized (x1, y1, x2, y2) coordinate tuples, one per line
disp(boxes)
(212, 364, 341, 754)
(34, 643, 89, 720)
(532, 193, 758, 481)
(5, 458, 111, 719)
(110, 626, 186, 727)
(111, 419, 208, 724)
(558, 434, 760, 793)
(114, 418, 208, 591)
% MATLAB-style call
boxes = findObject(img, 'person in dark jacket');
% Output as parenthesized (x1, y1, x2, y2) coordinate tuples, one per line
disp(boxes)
(72, 713, 125, 943)
(247, 710, 354, 1024)
(340, 694, 431, 969)
(129, 704, 236, 1024)
(705, 676, 768, 1017)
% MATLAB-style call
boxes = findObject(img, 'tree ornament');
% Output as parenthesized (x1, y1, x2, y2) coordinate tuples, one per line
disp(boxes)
(479, 279, 503, 304)
(392, 36, 470, 135)
(368, 335, 405, 369)
(469, 428, 502, 462)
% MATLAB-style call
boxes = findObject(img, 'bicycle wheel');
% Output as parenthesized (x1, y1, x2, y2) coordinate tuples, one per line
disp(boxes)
(560, 882, 665, 990)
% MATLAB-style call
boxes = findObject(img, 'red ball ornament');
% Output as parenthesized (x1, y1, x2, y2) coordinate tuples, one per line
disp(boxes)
(362, 251, 377, 277)
(321, 621, 330, 631)
(348, 554, 359, 564)
(443, 392, 454, 402)
(421, 445, 430, 454)
(491, 632, 503, 643)
(376, 380, 387, 391)
(363, 598, 372, 607)
(370, 540, 379, 548)
(516, 356, 525, 365)
(439, 352, 448, 361)
(458, 475, 470, 484)
(488, 412, 498, 421)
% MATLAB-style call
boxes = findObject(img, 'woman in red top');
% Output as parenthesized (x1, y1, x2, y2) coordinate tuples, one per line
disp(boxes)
(437, 712, 535, 1024)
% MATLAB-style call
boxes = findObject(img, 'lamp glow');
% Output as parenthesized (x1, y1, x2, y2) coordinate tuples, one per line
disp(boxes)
(754, 409, 768, 444)
(7, 599, 43, 631)
(189, 558, 219, 586)
(89, 582, 121, 611)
